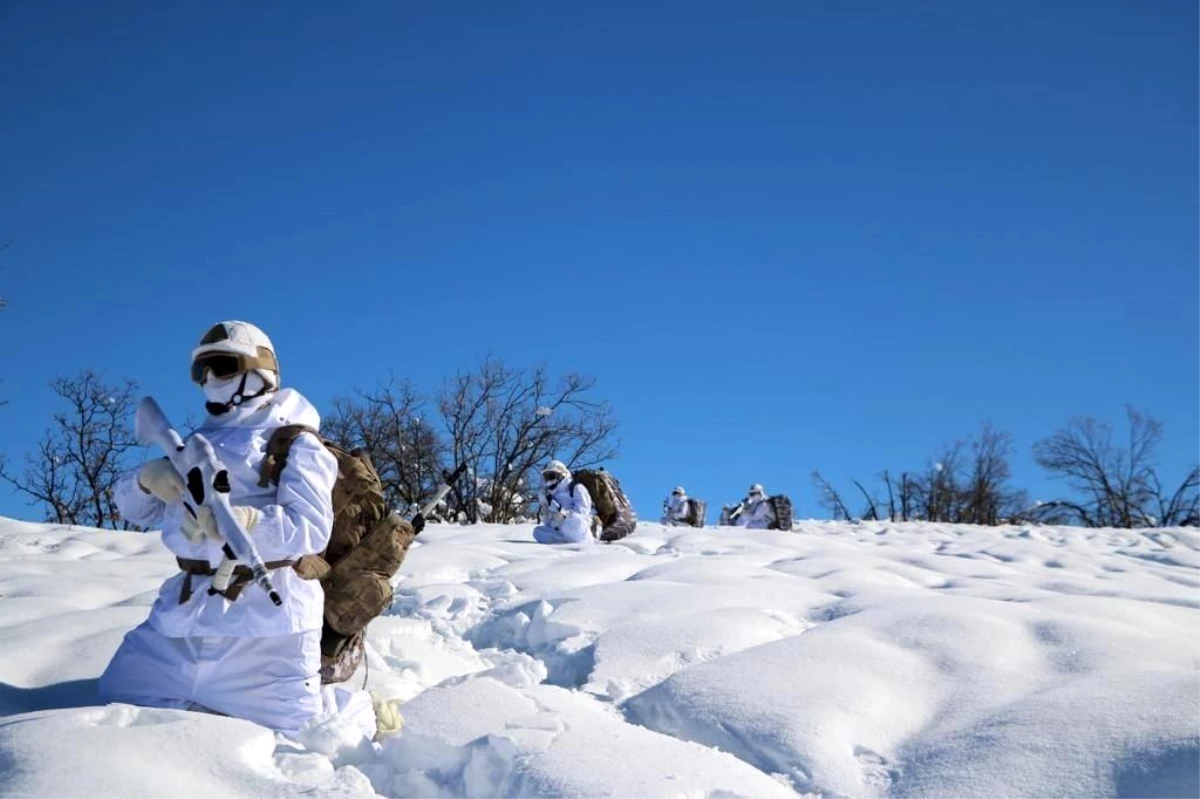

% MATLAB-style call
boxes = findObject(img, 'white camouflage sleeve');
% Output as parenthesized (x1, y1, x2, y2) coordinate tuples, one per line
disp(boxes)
(114, 467, 166, 530)
(570, 483, 592, 516)
(251, 432, 337, 561)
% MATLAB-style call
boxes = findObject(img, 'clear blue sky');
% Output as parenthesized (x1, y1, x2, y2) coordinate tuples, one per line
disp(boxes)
(1, 1, 1196, 522)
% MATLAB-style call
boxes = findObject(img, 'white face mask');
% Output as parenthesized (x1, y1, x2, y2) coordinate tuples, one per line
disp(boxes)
(203, 370, 268, 409)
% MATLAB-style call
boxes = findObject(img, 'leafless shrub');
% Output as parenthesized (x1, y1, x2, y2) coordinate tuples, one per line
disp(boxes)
(811, 471, 851, 520)
(1034, 406, 1198, 528)
(0, 370, 140, 528)
(323, 376, 445, 513)
(438, 356, 619, 523)
(816, 423, 1026, 525)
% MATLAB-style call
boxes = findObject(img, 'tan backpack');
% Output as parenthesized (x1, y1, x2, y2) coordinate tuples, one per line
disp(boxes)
(569, 468, 638, 541)
(258, 425, 417, 684)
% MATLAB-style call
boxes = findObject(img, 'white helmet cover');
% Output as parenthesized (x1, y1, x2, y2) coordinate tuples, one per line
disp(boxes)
(191, 321, 279, 387)
(542, 460, 571, 485)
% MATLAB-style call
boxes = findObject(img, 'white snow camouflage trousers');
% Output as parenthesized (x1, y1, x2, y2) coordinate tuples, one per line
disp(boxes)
(98, 620, 374, 737)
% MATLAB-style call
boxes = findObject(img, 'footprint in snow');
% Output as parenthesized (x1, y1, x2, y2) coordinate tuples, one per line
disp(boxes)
(854, 745, 899, 789)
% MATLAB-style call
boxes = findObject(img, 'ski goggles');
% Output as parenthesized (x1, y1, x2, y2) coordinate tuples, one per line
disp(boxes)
(190, 349, 278, 384)
(748, 488, 764, 498)
(672, 489, 685, 496)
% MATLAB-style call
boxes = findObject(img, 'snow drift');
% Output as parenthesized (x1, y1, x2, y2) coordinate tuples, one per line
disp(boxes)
(0, 516, 1196, 797)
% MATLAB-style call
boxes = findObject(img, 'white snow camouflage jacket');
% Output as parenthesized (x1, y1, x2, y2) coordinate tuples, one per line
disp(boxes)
(116, 389, 337, 638)
(735, 496, 776, 530)
(664, 495, 690, 524)
(540, 479, 593, 530)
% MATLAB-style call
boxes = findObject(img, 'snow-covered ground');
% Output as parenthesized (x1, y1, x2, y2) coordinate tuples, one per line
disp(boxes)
(0, 516, 1197, 798)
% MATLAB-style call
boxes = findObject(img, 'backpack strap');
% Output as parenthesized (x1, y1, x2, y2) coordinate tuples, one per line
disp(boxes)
(258, 424, 321, 488)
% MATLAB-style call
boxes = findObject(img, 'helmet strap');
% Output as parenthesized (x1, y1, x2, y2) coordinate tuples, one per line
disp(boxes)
(205, 372, 273, 416)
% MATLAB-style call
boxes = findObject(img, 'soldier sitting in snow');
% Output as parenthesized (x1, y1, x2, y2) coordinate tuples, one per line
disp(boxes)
(532, 460, 594, 544)
(662, 487, 692, 526)
(733, 484, 777, 530)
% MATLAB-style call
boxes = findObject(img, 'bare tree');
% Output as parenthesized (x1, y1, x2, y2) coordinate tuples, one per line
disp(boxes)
(816, 424, 1025, 525)
(910, 440, 965, 523)
(0, 370, 141, 529)
(322, 377, 445, 513)
(1151, 466, 1200, 527)
(811, 471, 851, 520)
(883, 470, 897, 522)
(881, 470, 916, 522)
(1034, 406, 1198, 528)
(851, 479, 881, 520)
(438, 356, 619, 523)
(959, 423, 1028, 525)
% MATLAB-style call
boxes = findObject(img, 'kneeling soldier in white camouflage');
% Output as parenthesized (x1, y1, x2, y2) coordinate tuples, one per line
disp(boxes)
(99, 320, 401, 739)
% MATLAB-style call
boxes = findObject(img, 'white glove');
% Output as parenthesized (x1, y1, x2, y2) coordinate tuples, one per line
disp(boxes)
(180, 504, 261, 545)
(138, 458, 185, 503)
(371, 691, 404, 741)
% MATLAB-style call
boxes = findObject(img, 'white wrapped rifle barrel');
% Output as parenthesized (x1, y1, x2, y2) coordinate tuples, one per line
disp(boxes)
(415, 464, 468, 521)
(134, 396, 283, 607)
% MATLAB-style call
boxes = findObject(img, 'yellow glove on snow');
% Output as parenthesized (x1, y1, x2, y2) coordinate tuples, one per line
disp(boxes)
(371, 692, 404, 741)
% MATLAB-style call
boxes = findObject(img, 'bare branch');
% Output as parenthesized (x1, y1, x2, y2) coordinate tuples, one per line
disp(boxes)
(0, 370, 141, 529)
(1034, 407, 1192, 528)
(815, 424, 1024, 526)
(323, 376, 445, 514)
(811, 471, 852, 521)
(438, 356, 619, 523)
(851, 479, 880, 521)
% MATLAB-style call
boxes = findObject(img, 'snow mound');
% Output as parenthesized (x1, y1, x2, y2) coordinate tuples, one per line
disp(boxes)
(0, 704, 374, 798)
(1, 516, 1197, 797)
(378, 677, 794, 798)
